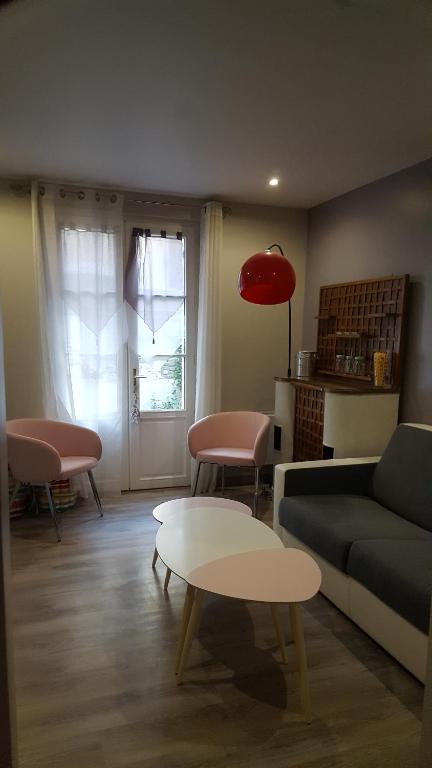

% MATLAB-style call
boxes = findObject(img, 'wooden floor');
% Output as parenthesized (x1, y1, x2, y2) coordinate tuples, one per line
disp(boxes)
(10, 488, 423, 768)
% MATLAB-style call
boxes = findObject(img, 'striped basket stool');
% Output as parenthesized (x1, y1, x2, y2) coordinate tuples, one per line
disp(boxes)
(8, 470, 28, 518)
(8, 471, 77, 517)
(36, 480, 77, 513)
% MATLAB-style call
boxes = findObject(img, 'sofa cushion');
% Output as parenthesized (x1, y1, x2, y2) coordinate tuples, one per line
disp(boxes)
(279, 494, 432, 571)
(347, 539, 432, 633)
(372, 424, 432, 531)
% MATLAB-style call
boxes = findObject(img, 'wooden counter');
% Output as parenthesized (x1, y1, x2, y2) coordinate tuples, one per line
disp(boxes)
(274, 375, 399, 395)
(274, 376, 400, 463)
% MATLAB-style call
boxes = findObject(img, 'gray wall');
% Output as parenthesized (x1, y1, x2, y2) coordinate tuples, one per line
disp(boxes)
(304, 158, 432, 423)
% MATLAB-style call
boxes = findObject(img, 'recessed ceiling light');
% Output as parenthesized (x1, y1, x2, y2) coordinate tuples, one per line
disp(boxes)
(268, 177, 279, 187)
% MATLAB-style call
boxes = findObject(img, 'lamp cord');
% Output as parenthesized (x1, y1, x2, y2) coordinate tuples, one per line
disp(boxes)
(267, 244, 292, 377)
(267, 243, 284, 256)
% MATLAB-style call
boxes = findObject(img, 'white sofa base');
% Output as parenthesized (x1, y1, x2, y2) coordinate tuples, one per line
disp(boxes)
(279, 527, 428, 683)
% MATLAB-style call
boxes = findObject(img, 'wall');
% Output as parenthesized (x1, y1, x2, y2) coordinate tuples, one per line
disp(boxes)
(304, 159, 432, 423)
(221, 204, 307, 413)
(0, 185, 44, 418)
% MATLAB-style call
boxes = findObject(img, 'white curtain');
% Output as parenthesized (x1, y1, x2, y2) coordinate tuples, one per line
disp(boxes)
(125, 231, 185, 339)
(194, 201, 223, 491)
(32, 183, 124, 495)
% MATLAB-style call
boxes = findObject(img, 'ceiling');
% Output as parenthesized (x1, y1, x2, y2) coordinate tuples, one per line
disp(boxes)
(0, 0, 431, 208)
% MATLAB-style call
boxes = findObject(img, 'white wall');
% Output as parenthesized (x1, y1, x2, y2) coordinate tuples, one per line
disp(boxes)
(221, 204, 307, 412)
(0, 185, 43, 418)
(0, 186, 307, 421)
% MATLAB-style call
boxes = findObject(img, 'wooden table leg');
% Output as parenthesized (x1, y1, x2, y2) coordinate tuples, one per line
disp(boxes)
(175, 585, 195, 674)
(152, 547, 158, 568)
(289, 602, 312, 723)
(164, 568, 172, 591)
(270, 603, 288, 664)
(176, 589, 204, 685)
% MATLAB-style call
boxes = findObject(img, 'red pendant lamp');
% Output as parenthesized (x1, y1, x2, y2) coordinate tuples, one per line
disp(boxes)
(238, 243, 296, 376)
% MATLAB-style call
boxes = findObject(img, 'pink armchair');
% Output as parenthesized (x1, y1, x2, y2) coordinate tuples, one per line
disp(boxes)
(6, 419, 103, 541)
(187, 411, 271, 517)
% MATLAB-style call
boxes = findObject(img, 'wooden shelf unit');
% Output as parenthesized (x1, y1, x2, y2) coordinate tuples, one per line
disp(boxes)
(316, 274, 409, 386)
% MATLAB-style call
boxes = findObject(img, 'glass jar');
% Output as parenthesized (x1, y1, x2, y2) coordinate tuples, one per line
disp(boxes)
(353, 355, 365, 376)
(344, 355, 354, 374)
(335, 354, 345, 373)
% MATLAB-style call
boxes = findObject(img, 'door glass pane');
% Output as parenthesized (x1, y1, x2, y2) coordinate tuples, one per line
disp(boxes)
(135, 235, 186, 412)
(138, 354, 184, 411)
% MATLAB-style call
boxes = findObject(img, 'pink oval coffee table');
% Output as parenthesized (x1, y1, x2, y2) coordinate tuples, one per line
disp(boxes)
(152, 496, 251, 590)
(186, 548, 321, 721)
(157, 508, 321, 721)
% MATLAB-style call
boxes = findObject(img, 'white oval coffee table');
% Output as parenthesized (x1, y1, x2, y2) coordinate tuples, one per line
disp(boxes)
(152, 496, 251, 590)
(156, 508, 321, 721)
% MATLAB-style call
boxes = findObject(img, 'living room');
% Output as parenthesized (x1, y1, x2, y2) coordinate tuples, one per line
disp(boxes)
(0, 1, 431, 766)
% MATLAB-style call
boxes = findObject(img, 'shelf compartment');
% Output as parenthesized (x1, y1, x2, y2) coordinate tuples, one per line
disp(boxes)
(317, 369, 372, 382)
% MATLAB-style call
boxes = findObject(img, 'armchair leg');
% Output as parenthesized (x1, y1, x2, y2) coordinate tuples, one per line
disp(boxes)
(88, 470, 103, 517)
(9, 480, 21, 510)
(191, 462, 202, 497)
(29, 485, 39, 515)
(253, 466, 260, 518)
(221, 465, 225, 497)
(45, 483, 61, 542)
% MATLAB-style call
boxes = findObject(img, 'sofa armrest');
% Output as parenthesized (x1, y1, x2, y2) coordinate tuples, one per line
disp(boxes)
(273, 458, 379, 538)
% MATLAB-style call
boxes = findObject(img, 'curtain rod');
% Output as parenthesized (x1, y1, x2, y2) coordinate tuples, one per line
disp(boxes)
(8, 182, 232, 216)
(9, 182, 119, 203)
(130, 197, 200, 208)
(132, 227, 183, 240)
(131, 199, 232, 218)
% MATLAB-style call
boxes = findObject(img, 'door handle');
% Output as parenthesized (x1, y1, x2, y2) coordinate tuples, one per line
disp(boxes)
(132, 368, 147, 392)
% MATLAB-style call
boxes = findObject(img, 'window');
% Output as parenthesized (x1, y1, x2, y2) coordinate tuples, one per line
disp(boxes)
(133, 234, 186, 412)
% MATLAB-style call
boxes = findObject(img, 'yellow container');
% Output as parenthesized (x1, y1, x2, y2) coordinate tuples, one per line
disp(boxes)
(373, 351, 386, 387)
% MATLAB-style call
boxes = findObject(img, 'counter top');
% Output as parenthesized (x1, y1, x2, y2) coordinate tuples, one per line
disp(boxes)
(274, 374, 399, 395)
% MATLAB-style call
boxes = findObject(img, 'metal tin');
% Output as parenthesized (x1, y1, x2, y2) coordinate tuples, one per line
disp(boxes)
(295, 351, 317, 378)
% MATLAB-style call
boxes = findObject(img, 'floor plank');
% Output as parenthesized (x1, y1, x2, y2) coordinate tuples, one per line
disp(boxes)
(10, 488, 423, 767)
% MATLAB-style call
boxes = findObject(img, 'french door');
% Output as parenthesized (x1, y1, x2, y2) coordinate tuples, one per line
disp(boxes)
(125, 220, 198, 490)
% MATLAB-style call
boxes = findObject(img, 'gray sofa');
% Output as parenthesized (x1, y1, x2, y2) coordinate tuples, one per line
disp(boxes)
(273, 423, 432, 682)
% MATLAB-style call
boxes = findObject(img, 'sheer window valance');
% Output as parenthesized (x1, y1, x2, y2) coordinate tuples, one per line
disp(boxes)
(124, 228, 185, 340)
